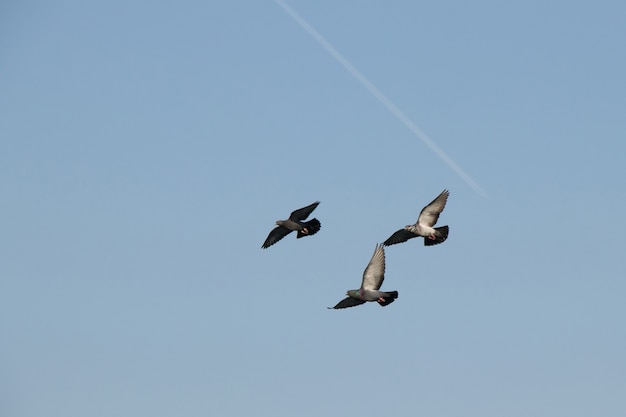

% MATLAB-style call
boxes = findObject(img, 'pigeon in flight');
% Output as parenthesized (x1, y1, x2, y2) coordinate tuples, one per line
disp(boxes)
(261, 201, 321, 249)
(329, 244, 398, 309)
(383, 189, 450, 247)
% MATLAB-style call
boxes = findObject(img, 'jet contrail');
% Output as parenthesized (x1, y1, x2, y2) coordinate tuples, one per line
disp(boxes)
(274, 0, 486, 197)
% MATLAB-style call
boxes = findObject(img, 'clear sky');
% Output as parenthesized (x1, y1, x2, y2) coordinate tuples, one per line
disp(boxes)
(2, 1, 625, 416)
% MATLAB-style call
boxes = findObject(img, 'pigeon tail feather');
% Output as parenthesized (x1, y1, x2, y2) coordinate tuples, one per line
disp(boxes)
(424, 225, 449, 246)
(296, 218, 321, 238)
(377, 291, 398, 307)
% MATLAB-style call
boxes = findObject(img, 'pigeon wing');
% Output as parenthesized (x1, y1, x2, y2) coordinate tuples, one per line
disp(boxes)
(261, 226, 292, 249)
(289, 201, 320, 222)
(328, 297, 367, 309)
(361, 244, 386, 291)
(417, 189, 449, 227)
(383, 229, 418, 246)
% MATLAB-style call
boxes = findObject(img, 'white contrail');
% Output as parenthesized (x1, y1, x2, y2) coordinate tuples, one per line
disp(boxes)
(274, 0, 486, 197)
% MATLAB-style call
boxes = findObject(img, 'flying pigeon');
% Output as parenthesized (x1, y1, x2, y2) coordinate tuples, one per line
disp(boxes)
(261, 201, 321, 249)
(383, 189, 450, 247)
(329, 244, 398, 309)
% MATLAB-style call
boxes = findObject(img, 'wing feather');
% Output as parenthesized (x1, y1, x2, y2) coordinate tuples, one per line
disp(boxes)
(328, 297, 367, 309)
(383, 229, 418, 246)
(261, 226, 292, 249)
(289, 201, 320, 222)
(417, 189, 449, 227)
(361, 244, 385, 291)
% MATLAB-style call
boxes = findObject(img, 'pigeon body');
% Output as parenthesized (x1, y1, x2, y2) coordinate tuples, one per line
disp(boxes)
(262, 202, 321, 249)
(383, 189, 450, 247)
(329, 244, 398, 309)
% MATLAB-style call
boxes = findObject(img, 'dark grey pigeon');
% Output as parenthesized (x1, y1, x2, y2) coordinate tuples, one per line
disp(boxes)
(261, 201, 321, 249)
(329, 244, 398, 309)
(383, 189, 450, 247)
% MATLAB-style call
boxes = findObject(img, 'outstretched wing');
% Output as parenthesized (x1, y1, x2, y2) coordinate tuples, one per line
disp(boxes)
(383, 229, 418, 246)
(417, 189, 449, 227)
(361, 244, 385, 291)
(261, 226, 292, 249)
(289, 201, 320, 222)
(328, 297, 367, 309)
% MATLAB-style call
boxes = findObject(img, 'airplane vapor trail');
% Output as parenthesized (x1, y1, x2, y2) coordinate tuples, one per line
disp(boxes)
(274, 0, 486, 197)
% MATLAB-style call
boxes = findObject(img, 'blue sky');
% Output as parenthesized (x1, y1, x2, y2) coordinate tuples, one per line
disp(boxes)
(2, 1, 625, 416)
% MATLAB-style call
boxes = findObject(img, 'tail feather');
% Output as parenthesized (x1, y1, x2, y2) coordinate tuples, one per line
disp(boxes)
(377, 291, 398, 307)
(296, 218, 321, 238)
(424, 225, 448, 246)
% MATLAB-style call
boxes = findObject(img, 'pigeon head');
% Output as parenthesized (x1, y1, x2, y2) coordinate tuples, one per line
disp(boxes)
(346, 290, 360, 298)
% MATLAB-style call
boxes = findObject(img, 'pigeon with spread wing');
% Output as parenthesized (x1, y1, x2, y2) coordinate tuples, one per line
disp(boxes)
(261, 201, 321, 249)
(329, 244, 398, 309)
(383, 189, 450, 247)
